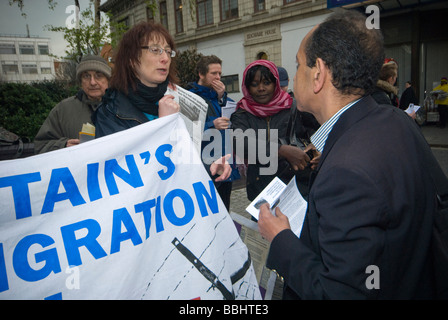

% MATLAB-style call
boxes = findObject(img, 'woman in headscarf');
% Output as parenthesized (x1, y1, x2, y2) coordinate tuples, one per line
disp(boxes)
(231, 60, 311, 201)
(94, 21, 230, 181)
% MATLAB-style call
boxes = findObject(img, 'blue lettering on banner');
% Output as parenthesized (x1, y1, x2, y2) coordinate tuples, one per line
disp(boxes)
(135, 199, 156, 239)
(164, 189, 195, 226)
(155, 144, 175, 180)
(110, 208, 143, 254)
(0, 144, 176, 221)
(61, 219, 108, 267)
(193, 181, 219, 217)
(105, 154, 144, 196)
(0, 172, 41, 220)
(13, 234, 61, 282)
(0, 243, 8, 292)
(87, 162, 102, 202)
(41, 167, 86, 215)
(0, 179, 220, 297)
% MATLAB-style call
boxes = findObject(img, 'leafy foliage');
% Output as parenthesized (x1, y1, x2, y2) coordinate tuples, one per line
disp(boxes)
(176, 47, 203, 88)
(0, 81, 77, 141)
(45, 2, 111, 63)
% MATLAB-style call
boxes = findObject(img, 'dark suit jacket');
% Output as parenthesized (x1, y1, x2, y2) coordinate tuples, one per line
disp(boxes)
(267, 95, 436, 299)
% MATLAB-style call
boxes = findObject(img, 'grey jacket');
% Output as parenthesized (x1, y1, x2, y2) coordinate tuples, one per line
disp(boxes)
(34, 90, 101, 154)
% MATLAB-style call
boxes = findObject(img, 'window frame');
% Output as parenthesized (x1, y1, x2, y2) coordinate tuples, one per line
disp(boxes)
(222, 74, 240, 93)
(0, 43, 16, 55)
(174, 0, 184, 33)
(197, 0, 214, 27)
(220, 0, 239, 22)
(254, 0, 266, 12)
(19, 44, 35, 55)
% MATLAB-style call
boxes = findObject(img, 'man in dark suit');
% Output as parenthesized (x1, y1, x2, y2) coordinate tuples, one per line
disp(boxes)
(258, 10, 437, 299)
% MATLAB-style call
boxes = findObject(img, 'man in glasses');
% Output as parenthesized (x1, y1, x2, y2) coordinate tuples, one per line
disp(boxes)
(34, 55, 111, 154)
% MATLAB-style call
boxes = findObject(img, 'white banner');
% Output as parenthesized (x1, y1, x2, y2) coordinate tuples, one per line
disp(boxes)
(0, 114, 261, 300)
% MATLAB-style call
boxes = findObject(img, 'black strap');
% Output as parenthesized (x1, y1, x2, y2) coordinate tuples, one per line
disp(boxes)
(172, 237, 235, 300)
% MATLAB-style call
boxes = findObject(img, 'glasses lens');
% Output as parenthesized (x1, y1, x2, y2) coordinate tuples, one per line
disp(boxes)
(143, 46, 175, 58)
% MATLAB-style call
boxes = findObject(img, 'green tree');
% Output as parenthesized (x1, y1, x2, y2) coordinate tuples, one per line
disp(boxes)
(10, 0, 127, 63)
(8, 0, 57, 18)
(45, 1, 110, 63)
(0, 83, 55, 140)
(176, 48, 203, 88)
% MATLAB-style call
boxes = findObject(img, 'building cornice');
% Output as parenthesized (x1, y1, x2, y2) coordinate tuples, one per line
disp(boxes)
(175, 2, 329, 46)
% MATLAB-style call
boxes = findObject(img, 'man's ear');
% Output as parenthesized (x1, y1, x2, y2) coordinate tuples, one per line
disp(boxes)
(313, 58, 326, 94)
(198, 72, 206, 84)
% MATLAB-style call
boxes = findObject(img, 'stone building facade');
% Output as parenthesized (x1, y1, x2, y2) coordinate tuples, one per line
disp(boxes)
(101, 0, 448, 103)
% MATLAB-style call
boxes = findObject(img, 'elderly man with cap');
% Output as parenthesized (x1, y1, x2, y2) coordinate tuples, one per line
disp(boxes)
(433, 76, 448, 128)
(34, 55, 111, 154)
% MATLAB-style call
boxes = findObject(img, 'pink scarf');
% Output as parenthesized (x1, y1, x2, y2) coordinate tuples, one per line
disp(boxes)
(237, 60, 292, 117)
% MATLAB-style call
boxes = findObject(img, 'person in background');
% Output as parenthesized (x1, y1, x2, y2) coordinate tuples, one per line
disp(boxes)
(230, 60, 312, 202)
(372, 60, 416, 119)
(399, 80, 418, 111)
(371, 58, 399, 107)
(258, 10, 436, 299)
(277, 66, 320, 197)
(186, 55, 240, 210)
(93, 22, 230, 182)
(433, 76, 448, 128)
(277, 66, 320, 149)
(34, 55, 111, 154)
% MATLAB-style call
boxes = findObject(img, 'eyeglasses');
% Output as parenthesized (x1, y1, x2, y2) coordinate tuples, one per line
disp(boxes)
(141, 45, 176, 58)
(81, 72, 107, 82)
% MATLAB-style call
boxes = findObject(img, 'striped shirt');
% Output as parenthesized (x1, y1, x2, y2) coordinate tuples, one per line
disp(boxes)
(310, 99, 361, 153)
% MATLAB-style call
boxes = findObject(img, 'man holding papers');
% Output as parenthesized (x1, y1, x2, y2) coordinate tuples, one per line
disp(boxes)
(258, 11, 437, 299)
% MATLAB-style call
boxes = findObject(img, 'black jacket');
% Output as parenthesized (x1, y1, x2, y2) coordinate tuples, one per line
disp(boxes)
(230, 108, 290, 201)
(93, 89, 149, 138)
(267, 96, 436, 299)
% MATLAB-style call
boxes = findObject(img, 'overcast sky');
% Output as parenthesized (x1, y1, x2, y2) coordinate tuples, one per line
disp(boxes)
(0, 0, 107, 58)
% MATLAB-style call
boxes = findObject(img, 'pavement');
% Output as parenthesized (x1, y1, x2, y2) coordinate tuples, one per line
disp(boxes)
(229, 123, 448, 218)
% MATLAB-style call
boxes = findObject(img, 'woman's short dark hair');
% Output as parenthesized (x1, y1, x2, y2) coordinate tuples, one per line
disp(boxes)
(305, 10, 385, 96)
(244, 65, 276, 89)
(110, 22, 178, 94)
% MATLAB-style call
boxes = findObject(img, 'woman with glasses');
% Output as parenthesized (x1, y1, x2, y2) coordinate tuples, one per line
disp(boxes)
(94, 22, 231, 181)
(94, 22, 180, 136)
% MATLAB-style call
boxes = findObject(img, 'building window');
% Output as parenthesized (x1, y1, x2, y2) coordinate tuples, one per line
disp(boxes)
(174, 0, 184, 33)
(118, 16, 130, 28)
(197, 0, 213, 27)
(22, 64, 38, 74)
(159, 1, 168, 30)
(222, 74, 239, 93)
(38, 45, 49, 55)
(221, 0, 238, 21)
(2, 62, 19, 74)
(41, 67, 52, 74)
(146, 7, 155, 23)
(19, 44, 35, 55)
(257, 51, 268, 60)
(0, 44, 16, 55)
(254, 0, 265, 12)
(283, 0, 301, 4)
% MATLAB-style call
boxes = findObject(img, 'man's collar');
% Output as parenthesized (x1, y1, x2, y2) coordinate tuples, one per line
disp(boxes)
(311, 98, 361, 153)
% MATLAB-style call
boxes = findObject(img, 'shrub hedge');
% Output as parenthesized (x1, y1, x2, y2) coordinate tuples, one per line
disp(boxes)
(0, 81, 78, 141)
